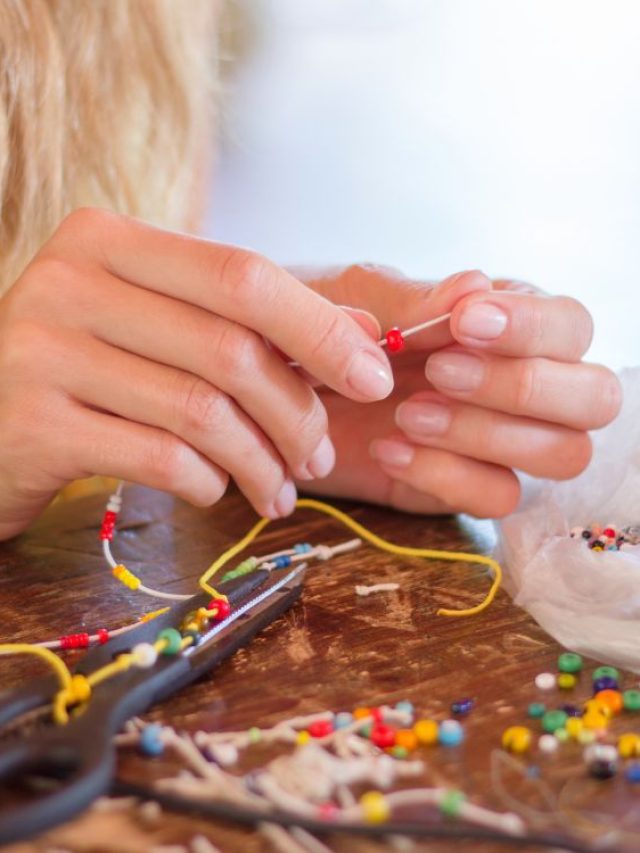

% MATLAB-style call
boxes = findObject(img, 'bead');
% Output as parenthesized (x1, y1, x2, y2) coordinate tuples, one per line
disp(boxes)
(534, 672, 556, 691)
(317, 803, 339, 820)
(557, 673, 577, 690)
(584, 698, 612, 718)
(140, 724, 164, 757)
(60, 633, 90, 650)
(626, 763, 640, 783)
(593, 676, 619, 693)
(207, 599, 231, 620)
(353, 707, 371, 720)
(554, 728, 569, 743)
(440, 789, 466, 819)
(558, 652, 583, 673)
(451, 697, 474, 715)
(358, 723, 372, 738)
(112, 564, 141, 590)
(370, 707, 384, 723)
(528, 702, 546, 719)
(593, 666, 620, 682)
(248, 726, 262, 744)
(308, 720, 333, 739)
(157, 627, 182, 655)
(594, 689, 623, 715)
(581, 529, 592, 539)
(438, 719, 464, 747)
(294, 543, 312, 554)
(371, 724, 396, 749)
(385, 327, 405, 353)
(565, 718, 583, 739)
(395, 729, 418, 751)
(390, 746, 408, 759)
(603, 527, 616, 538)
(578, 729, 596, 745)
(131, 642, 158, 668)
(182, 629, 202, 647)
(589, 759, 617, 780)
(618, 733, 640, 758)
(295, 730, 310, 745)
(414, 719, 439, 745)
(561, 703, 581, 717)
(502, 726, 532, 754)
(623, 689, 640, 711)
(97, 628, 109, 645)
(538, 734, 559, 754)
(584, 744, 618, 764)
(542, 710, 567, 733)
(274, 555, 292, 568)
(582, 711, 609, 731)
(334, 712, 353, 729)
(394, 700, 414, 716)
(360, 790, 390, 824)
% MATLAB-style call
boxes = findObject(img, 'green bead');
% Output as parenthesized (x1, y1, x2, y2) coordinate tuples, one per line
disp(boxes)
(440, 789, 466, 818)
(359, 723, 372, 738)
(248, 726, 262, 744)
(554, 727, 569, 742)
(558, 652, 583, 673)
(528, 702, 546, 718)
(623, 690, 640, 711)
(391, 746, 408, 759)
(592, 666, 619, 682)
(542, 710, 568, 733)
(157, 627, 182, 655)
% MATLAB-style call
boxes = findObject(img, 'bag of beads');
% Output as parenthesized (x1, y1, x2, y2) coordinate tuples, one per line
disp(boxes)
(494, 367, 640, 671)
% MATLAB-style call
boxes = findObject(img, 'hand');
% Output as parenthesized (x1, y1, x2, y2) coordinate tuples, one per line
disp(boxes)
(0, 210, 395, 540)
(293, 266, 622, 517)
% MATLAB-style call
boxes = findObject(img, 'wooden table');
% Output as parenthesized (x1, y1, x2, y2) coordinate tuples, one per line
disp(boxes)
(0, 486, 636, 852)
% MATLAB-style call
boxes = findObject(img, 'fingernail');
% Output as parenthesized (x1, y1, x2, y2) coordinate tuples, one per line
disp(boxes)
(370, 438, 414, 468)
(396, 400, 451, 436)
(458, 302, 507, 340)
(306, 435, 336, 479)
(426, 351, 484, 391)
(270, 480, 297, 517)
(347, 351, 394, 399)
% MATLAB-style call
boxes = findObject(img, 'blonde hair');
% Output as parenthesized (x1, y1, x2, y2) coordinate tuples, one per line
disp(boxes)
(0, 0, 217, 294)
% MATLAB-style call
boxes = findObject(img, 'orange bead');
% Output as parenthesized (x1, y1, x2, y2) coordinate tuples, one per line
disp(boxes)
(353, 707, 371, 720)
(594, 689, 623, 715)
(395, 729, 418, 751)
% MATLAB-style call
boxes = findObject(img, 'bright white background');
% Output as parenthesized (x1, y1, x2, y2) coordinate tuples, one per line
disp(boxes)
(206, 0, 640, 369)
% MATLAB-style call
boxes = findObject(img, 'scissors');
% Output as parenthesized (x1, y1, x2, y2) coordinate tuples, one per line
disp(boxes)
(0, 564, 306, 844)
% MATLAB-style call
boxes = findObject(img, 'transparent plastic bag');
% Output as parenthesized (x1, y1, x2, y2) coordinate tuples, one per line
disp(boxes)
(495, 367, 640, 671)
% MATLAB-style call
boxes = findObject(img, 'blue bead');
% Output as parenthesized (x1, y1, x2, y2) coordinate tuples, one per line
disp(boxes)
(334, 712, 353, 729)
(593, 676, 619, 693)
(274, 555, 292, 568)
(140, 724, 164, 756)
(394, 700, 414, 716)
(626, 763, 640, 783)
(451, 698, 474, 715)
(438, 719, 464, 747)
(561, 704, 581, 717)
(294, 543, 312, 554)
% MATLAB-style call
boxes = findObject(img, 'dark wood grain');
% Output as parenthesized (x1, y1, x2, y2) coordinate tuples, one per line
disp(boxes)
(0, 486, 636, 852)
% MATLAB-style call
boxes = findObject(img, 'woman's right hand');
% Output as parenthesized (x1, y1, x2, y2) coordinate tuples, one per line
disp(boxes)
(0, 208, 394, 540)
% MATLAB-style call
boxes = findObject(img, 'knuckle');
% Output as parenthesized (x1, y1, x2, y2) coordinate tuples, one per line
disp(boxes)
(290, 394, 329, 454)
(514, 358, 541, 413)
(520, 301, 547, 356)
(220, 249, 278, 306)
(307, 310, 344, 361)
(6, 256, 81, 318)
(0, 320, 56, 374)
(213, 324, 265, 378)
(180, 377, 233, 435)
(146, 433, 190, 492)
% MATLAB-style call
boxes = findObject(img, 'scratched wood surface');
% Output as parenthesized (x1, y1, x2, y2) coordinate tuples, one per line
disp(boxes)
(0, 486, 637, 853)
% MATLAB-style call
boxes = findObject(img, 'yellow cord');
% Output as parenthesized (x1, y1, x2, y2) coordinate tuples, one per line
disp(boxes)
(199, 498, 502, 618)
(0, 644, 72, 690)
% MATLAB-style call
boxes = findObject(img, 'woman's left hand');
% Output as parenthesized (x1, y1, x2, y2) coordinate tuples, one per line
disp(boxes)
(290, 264, 622, 518)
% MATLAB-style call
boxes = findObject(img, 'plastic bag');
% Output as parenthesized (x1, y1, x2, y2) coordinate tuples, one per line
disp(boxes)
(495, 367, 640, 671)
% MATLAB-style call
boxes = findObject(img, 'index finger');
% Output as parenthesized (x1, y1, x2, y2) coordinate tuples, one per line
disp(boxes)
(55, 209, 394, 402)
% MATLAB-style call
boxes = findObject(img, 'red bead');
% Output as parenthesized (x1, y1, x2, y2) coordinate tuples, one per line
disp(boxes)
(207, 599, 231, 620)
(60, 632, 90, 650)
(370, 724, 396, 748)
(103, 511, 118, 525)
(370, 706, 384, 723)
(603, 528, 616, 538)
(100, 528, 114, 541)
(308, 720, 333, 738)
(97, 628, 109, 645)
(385, 327, 405, 353)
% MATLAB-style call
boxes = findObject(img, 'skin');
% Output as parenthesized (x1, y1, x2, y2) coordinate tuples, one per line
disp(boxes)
(0, 211, 622, 539)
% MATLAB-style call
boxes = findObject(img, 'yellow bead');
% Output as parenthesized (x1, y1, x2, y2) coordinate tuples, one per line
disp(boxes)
(395, 729, 418, 751)
(582, 711, 609, 730)
(578, 729, 596, 745)
(296, 731, 311, 745)
(618, 733, 640, 758)
(353, 707, 371, 720)
(413, 719, 439, 745)
(565, 718, 583, 739)
(360, 791, 390, 824)
(501, 726, 532, 753)
(584, 699, 612, 719)
(557, 673, 577, 690)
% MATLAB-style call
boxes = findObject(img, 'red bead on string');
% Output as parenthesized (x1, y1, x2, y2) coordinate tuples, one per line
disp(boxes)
(60, 632, 90, 650)
(385, 327, 405, 353)
(97, 628, 110, 645)
(207, 598, 231, 621)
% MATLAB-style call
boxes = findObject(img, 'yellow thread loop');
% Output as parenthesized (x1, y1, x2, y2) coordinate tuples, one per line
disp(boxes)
(53, 674, 92, 724)
(113, 564, 141, 590)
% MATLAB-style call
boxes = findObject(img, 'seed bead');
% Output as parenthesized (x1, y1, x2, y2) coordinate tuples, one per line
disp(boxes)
(542, 710, 568, 733)
(395, 729, 418, 751)
(557, 673, 577, 690)
(626, 763, 640, 783)
(558, 652, 583, 673)
(157, 628, 182, 655)
(592, 666, 620, 683)
(502, 726, 532, 754)
(594, 689, 623, 715)
(360, 791, 390, 824)
(140, 724, 164, 757)
(414, 719, 439, 745)
(534, 673, 556, 691)
(623, 690, 640, 711)
(385, 327, 405, 353)
(440, 789, 466, 819)
(538, 734, 559, 754)
(618, 733, 640, 759)
(528, 702, 546, 718)
(131, 642, 158, 668)
(439, 719, 464, 747)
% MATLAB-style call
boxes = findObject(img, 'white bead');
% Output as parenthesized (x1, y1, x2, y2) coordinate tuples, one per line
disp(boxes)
(534, 672, 556, 690)
(314, 545, 333, 561)
(538, 734, 559, 754)
(584, 743, 617, 764)
(132, 642, 158, 668)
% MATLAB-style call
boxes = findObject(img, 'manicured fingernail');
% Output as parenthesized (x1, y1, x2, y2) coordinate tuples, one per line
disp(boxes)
(396, 400, 451, 436)
(306, 435, 336, 479)
(272, 480, 297, 517)
(370, 438, 414, 468)
(458, 302, 507, 340)
(426, 351, 484, 391)
(347, 351, 393, 399)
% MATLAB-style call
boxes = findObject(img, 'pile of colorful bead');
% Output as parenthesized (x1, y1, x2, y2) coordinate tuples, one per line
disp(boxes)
(569, 524, 640, 552)
(502, 653, 640, 782)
